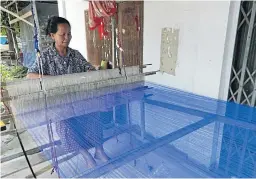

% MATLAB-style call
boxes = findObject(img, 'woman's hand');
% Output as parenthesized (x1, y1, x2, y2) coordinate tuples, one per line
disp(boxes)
(87, 66, 97, 71)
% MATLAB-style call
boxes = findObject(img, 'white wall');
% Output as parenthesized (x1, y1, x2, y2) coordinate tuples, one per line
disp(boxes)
(58, 0, 89, 59)
(144, 1, 239, 99)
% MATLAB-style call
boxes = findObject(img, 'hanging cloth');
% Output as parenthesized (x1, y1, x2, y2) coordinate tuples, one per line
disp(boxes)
(88, 0, 117, 40)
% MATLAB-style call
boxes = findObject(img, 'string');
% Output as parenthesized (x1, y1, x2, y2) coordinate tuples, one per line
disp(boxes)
(31, 1, 59, 177)
(12, 78, 256, 178)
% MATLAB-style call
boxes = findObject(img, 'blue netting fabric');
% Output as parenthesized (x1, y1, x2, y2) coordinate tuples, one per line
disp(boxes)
(14, 81, 256, 178)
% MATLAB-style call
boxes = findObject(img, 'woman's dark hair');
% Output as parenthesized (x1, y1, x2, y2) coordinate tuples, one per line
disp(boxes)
(45, 16, 71, 36)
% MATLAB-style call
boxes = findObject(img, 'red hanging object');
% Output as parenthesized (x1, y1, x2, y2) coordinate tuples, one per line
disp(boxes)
(88, 1, 117, 39)
(97, 18, 109, 40)
(134, 15, 139, 31)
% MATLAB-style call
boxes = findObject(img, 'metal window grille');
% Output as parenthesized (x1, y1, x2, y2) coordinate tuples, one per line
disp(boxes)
(228, 1, 256, 107)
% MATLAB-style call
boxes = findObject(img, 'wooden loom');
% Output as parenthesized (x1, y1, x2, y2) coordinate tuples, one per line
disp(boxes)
(1, 65, 158, 177)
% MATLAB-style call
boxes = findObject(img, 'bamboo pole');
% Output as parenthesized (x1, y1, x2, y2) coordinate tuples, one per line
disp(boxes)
(0, 6, 34, 27)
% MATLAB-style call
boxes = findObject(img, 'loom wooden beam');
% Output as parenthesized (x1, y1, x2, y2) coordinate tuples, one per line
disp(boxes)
(143, 70, 160, 76)
(140, 64, 152, 69)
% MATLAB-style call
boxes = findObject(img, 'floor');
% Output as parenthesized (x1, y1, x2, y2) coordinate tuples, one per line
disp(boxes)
(1, 128, 58, 178)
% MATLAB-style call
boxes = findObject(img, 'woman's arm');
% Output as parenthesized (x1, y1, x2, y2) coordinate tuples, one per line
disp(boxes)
(84, 60, 96, 71)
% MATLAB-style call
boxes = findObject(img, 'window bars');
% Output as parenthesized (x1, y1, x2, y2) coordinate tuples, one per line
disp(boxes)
(228, 1, 256, 107)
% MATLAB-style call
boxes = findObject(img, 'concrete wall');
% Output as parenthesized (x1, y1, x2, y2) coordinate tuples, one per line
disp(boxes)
(58, 0, 89, 59)
(143, 1, 239, 99)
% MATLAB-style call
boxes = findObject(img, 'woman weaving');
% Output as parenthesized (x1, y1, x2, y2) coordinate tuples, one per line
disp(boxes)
(27, 16, 95, 78)
(27, 16, 110, 169)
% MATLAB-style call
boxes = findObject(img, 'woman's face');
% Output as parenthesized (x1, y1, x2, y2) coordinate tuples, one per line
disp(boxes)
(50, 23, 72, 48)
